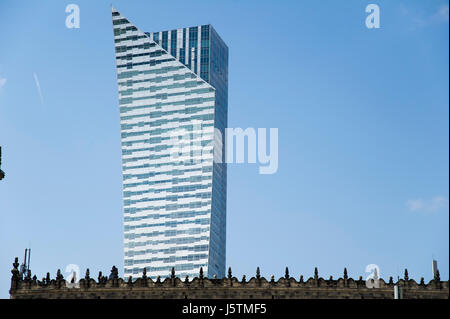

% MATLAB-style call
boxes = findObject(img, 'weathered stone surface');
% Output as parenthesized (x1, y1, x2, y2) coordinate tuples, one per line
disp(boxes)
(9, 259, 448, 299)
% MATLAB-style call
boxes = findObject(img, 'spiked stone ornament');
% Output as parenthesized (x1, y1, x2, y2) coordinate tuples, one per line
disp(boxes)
(0, 146, 5, 180)
(8, 258, 447, 299)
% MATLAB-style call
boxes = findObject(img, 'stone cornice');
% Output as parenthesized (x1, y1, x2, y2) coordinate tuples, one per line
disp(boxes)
(9, 258, 449, 299)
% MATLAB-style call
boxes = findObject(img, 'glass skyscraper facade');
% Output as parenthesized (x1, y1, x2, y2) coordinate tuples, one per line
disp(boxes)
(111, 7, 228, 280)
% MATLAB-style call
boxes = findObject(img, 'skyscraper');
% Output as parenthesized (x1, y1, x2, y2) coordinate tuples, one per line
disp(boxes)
(111, 7, 228, 280)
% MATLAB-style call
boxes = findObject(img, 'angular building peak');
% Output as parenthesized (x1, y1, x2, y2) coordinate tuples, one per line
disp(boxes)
(112, 8, 228, 280)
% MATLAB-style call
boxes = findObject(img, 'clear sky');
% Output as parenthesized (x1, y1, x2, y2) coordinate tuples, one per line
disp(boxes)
(0, 0, 448, 298)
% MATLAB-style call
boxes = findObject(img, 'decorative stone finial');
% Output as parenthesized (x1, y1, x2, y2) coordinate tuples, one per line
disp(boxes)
(110, 266, 119, 280)
(185, 275, 189, 283)
(171, 267, 175, 279)
(98, 271, 103, 283)
(199, 267, 204, 279)
(11, 257, 20, 279)
(228, 267, 232, 279)
(285, 267, 289, 280)
(156, 275, 161, 283)
(13, 257, 19, 269)
(10, 258, 21, 291)
(314, 267, 318, 280)
(389, 276, 393, 284)
(0, 146, 5, 181)
(435, 270, 440, 282)
(56, 269, 64, 281)
(270, 275, 274, 283)
(55, 270, 63, 288)
(46, 272, 51, 285)
(420, 277, 425, 285)
(256, 267, 261, 280)
(329, 275, 333, 281)
(344, 268, 348, 280)
(70, 272, 76, 284)
(142, 267, 147, 279)
(85, 269, 90, 281)
(404, 269, 409, 281)
(299, 275, 304, 283)
(242, 275, 246, 283)
(25, 270, 31, 281)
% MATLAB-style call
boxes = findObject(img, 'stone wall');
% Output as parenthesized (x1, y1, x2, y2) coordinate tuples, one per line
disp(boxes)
(9, 258, 448, 299)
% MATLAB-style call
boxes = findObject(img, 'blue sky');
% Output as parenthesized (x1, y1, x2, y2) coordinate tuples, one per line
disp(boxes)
(0, 0, 448, 298)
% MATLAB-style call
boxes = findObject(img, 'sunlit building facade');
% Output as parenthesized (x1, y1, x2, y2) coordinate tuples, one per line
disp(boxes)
(112, 7, 228, 280)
